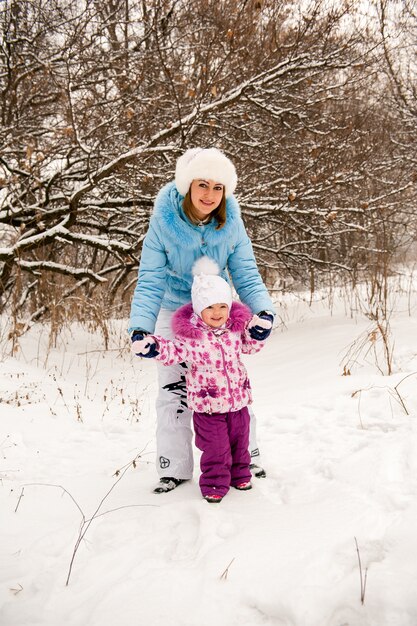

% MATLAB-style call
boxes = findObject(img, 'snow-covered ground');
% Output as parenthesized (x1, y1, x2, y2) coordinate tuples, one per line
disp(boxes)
(1, 285, 417, 626)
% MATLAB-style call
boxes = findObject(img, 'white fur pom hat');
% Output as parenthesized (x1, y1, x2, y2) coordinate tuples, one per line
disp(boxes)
(191, 256, 232, 317)
(175, 148, 237, 198)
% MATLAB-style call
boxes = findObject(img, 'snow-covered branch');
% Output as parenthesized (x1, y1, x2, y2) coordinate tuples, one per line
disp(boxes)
(16, 260, 108, 283)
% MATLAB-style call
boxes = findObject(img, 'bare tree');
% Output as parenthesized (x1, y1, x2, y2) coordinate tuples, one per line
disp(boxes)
(0, 0, 415, 333)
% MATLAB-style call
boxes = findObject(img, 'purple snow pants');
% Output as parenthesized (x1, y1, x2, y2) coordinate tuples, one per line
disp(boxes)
(193, 407, 252, 498)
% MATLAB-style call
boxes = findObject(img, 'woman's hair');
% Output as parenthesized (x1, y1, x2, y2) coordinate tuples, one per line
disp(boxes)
(182, 189, 226, 230)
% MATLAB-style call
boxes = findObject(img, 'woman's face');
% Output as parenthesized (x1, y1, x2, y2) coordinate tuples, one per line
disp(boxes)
(190, 179, 224, 220)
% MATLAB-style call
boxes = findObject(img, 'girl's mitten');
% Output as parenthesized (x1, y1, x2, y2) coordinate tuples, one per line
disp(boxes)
(131, 336, 159, 358)
(248, 311, 273, 341)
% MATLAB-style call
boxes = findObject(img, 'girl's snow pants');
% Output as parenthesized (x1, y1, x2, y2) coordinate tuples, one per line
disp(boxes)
(193, 407, 252, 497)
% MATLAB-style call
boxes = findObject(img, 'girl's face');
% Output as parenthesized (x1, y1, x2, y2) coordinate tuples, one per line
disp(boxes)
(190, 179, 224, 220)
(201, 303, 229, 328)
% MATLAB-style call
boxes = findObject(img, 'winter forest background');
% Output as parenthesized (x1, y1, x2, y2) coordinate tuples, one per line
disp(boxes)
(2, 2, 417, 625)
(0, 0, 416, 346)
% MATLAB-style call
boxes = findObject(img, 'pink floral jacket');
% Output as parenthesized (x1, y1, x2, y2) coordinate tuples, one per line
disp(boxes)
(152, 302, 266, 414)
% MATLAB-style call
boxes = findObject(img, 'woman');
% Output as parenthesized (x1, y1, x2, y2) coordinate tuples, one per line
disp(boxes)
(129, 147, 275, 493)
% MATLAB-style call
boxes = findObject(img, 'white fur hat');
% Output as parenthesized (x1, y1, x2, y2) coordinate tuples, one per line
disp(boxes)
(191, 256, 232, 317)
(175, 148, 237, 198)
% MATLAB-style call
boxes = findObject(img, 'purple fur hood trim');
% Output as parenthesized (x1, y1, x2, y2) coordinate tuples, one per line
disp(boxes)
(172, 301, 252, 340)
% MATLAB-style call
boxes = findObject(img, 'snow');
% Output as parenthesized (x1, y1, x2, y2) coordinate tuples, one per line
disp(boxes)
(1, 287, 417, 626)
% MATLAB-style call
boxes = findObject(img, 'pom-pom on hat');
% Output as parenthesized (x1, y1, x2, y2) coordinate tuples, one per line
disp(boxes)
(175, 148, 237, 198)
(191, 256, 232, 317)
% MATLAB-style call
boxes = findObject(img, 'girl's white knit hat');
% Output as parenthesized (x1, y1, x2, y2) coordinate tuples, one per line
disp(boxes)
(175, 148, 237, 198)
(191, 256, 232, 317)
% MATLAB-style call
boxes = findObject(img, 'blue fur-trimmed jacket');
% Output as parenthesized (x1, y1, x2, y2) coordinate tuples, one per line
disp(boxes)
(128, 181, 275, 333)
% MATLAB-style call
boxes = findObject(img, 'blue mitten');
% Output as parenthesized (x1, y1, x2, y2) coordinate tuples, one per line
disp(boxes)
(248, 311, 274, 341)
(130, 330, 159, 358)
(131, 330, 148, 342)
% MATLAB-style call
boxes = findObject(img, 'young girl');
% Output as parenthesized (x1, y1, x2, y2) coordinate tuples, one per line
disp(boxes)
(132, 257, 272, 503)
